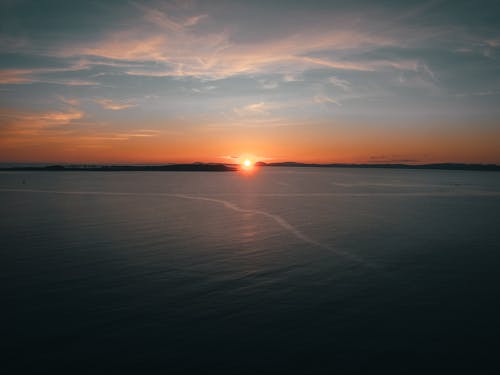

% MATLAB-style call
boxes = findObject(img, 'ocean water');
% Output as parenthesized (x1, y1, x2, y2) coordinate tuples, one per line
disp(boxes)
(1, 168, 499, 374)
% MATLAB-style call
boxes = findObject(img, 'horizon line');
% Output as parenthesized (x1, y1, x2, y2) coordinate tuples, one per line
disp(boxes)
(1, 161, 500, 166)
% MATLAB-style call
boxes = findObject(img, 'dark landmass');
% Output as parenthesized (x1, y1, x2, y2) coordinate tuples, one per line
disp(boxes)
(258, 162, 500, 171)
(0, 163, 236, 172)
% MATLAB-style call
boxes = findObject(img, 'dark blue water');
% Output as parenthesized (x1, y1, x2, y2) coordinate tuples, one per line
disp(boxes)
(1, 168, 499, 373)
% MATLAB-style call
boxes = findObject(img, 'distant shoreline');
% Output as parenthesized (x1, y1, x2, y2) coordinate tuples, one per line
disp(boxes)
(0, 164, 237, 172)
(0, 162, 499, 172)
(259, 162, 500, 171)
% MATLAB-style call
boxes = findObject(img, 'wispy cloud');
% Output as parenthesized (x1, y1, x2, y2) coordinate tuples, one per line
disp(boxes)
(234, 102, 269, 116)
(59, 96, 80, 107)
(0, 108, 85, 140)
(13, 109, 81, 123)
(258, 79, 279, 90)
(95, 99, 137, 110)
(133, 2, 208, 31)
(111, 129, 160, 140)
(328, 76, 352, 91)
(36, 110, 84, 123)
(1, 109, 84, 126)
(232, 101, 291, 117)
(454, 90, 500, 98)
(0, 69, 37, 84)
(313, 95, 341, 106)
(0, 107, 159, 152)
(0, 68, 99, 86)
(282, 73, 302, 82)
(5, 2, 478, 86)
(485, 38, 500, 47)
(50, 4, 423, 81)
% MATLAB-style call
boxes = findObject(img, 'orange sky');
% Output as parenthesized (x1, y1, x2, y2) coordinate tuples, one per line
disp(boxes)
(1, 1, 500, 165)
(1, 118, 499, 164)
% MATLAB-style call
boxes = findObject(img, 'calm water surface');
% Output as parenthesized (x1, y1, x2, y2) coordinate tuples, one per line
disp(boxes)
(1, 168, 499, 373)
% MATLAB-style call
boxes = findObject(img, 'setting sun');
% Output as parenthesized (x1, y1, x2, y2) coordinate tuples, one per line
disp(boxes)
(240, 158, 256, 173)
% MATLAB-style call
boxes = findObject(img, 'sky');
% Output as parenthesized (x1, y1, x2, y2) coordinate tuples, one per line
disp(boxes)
(1, 0, 499, 164)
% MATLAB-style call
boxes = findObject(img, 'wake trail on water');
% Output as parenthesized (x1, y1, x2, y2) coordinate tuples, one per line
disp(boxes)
(174, 194, 322, 247)
(171, 194, 376, 268)
(0, 188, 375, 267)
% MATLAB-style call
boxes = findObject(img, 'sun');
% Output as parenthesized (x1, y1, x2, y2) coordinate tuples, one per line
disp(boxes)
(238, 155, 258, 174)
(240, 158, 255, 173)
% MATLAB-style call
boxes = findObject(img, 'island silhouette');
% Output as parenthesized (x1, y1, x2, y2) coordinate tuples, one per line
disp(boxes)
(256, 162, 500, 171)
(0, 163, 236, 172)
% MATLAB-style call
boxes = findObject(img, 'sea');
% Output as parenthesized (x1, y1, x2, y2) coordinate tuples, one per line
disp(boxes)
(1, 167, 499, 374)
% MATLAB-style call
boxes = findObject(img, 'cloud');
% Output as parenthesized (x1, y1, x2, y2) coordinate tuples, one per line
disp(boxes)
(0, 107, 159, 150)
(56, 80, 99, 86)
(454, 90, 500, 98)
(233, 101, 285, 116)
(111, 129, 160, 140)
(313, 95, 341, 106)
(184, 14, 208, 27)
(7, 1, 479, 89)
(258, 79, 278, 89)
(1, 1, 496, 89)
(1, 109, 84, 126)
(485, 38, 500, 47)
(282, 73, 302, 82)
(0, 69, 36, 84)
(0, 67, 99, 86)
(37, 110, 84, 123)
(134, 2, 185, 32)
(59, 96, 80, 107)
(134, 2, 208, 31)
(62, 32, 418, 81)
(415, 61, 437, 82)
(50, 3, 426, 81)
(0, 108, 85, 140)
(95, 99, 137, 110)
(0, 35, 30, 52)
(191, 85, 217, 93)
(328, 76, 351, 91)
